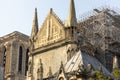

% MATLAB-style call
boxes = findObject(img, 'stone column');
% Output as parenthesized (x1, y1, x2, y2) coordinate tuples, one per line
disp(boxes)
(4, 41, 12, 80)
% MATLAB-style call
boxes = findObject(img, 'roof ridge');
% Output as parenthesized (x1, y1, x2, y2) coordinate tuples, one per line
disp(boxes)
(0, 31, 29, 39)
(51, 10, 64, 26)
(39, 9, 64, 33)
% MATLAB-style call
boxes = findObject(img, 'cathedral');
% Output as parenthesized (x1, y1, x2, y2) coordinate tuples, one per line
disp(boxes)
(0, 0, 120, 80)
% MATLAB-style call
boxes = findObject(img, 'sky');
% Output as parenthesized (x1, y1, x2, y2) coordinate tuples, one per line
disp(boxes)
(0, 0, 120, 37)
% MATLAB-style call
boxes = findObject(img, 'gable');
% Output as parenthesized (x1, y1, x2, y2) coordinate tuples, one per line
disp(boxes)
(34, 10, 65, 49)
(0, 31, 29, 43)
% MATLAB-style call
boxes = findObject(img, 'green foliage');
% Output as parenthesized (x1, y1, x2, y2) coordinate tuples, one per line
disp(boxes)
(112, 69, 120, 79)
(93, 71, 110, 80)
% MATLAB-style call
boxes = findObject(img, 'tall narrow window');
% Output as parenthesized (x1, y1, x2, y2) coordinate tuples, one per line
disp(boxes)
(18, 46, 23, 72)
(25, 49, 29, 76)
(3, 48, 6, 67)
(67, 50, 71, 61)
(71, 26, 74, 37)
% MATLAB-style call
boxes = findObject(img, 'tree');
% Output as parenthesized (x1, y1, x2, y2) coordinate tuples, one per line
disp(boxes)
(93, 71, 110, 80)
(112, 69, 120, 80)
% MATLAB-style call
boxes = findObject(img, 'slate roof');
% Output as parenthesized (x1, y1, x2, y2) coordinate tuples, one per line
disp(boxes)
(64, 50, 110, 75)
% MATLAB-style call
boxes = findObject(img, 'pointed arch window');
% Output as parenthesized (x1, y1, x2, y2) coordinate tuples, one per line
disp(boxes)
(59, 77, 64, 80)
(18, 46, 23, 72)
(67, 50, 71, 61)
(25, 49, 29, 75)
(3, 48, 6, 67)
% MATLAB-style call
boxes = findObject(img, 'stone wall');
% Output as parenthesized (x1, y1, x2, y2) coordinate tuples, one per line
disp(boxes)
(0, 31, 29, 80)
(32, 43, 77, 79)
(0, 66, 3, 80)
(33, 45, 67, 79)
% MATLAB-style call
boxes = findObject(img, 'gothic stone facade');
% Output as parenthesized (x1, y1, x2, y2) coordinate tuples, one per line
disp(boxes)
(27, 0, 120, 80)
(0, 0, 120, 80)
(0, 31, 29, 80)
(27, 0, 78, 79)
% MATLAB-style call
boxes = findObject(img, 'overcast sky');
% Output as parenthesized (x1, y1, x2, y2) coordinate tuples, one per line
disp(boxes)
(0, 0, 120, 37)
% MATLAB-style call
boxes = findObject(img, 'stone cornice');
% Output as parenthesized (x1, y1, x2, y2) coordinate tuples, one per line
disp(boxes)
(0, 31, 29, 43)
(31, 39, 77, 56)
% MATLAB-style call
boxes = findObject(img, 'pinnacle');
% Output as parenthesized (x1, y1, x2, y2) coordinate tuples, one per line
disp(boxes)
(65, 0, 77, 27)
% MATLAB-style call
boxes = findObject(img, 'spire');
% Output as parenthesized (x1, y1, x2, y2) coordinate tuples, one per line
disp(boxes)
(49, 8, 53, 14)
(66, 0, 77, 27)
(31, 8, 38, 40)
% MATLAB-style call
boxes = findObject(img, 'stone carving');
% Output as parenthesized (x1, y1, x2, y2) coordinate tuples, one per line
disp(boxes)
(76, 64, 93, 78)
(67, 45, 77, 61)
(28, 60, 32, 75)
(37, 59, 43, 80)
(48, 66, 52, 77)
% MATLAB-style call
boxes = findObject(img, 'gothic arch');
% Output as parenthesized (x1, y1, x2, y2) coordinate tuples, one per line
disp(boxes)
(59, 77, 64, 80)
(67, 49, 71, 61)
(3, 47, 6, 67)
(25, 49, 29, 75)
(67, 48, 76, 61)
(18, 42, 29, 75)
(18, 42, 24, 71)
(18, 46, 23, 72)
(70, 49, 75, 59)
(0, 45, 6, 66)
